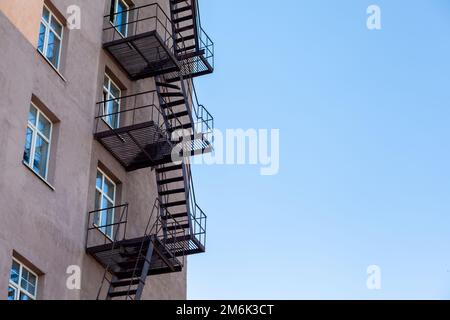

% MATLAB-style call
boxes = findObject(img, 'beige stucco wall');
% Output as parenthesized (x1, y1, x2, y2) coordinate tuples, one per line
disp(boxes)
(0, 0, 44, 46)
(0, 0, 187, 300)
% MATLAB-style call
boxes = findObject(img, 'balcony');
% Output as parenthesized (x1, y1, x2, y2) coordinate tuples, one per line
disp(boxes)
(94, 88, 214, 171)
(94, 90, 175, 171)
(103, 3, 181, 80)
(86, 202, 188, 299)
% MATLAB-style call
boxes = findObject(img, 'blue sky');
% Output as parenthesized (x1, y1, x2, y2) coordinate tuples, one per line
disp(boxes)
(187, 0, 450, 299)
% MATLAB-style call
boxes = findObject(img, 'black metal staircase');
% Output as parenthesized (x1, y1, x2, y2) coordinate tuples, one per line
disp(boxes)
(167, 0, 214, 82)
(87, 201, 186, 300)
(88, 0, 214, 300)
(155, 71, 213, 159)
(156, 162, 207, 256)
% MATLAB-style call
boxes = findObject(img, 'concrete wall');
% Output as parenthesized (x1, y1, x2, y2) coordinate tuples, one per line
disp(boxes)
(0, 0, 186, 300)
(0, 0, 44, 46)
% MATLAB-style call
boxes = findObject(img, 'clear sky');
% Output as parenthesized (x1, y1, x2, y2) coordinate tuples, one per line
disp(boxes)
(187, 0, 450, 299)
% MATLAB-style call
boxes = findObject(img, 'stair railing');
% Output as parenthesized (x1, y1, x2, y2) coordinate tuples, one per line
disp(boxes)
(123, 199, 185, 299)
(182, 163, 207, 249)
(170, 0, 215, 72)
(89, 204, 129, 300)
(103, 3, 176, 56)
(95, 90, 169, 140)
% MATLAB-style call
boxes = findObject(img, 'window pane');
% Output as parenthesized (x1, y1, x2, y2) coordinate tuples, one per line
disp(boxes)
(99, 197, 114, 235)
(19, 292, 33, 300)
(104, 100, 120, 128)
(95, 190, 101, 210)
(46, 31, 61, 68)
(23, 127, 33, 165)
(42, 7, 50, 22)
(7, 286, 16, 300)
(110, 82, 120, 98)
(38, 114, 51, 139)
(109, 0, 116, 23)
(104, 178, 115, 200)
(28, 105, 37, 126)
(33, 135, 49, 178)
(103, 76, 109, 90)
(50, 16, 62, 36)
(96, 172, 103, 189)
(10, 261, 20, 284)
(105, 207, 114, 238)
(37, 23, 46, 53)
(20, 269, 37, 296)
(94, 190, 102, 226)
(116, 1, 128, 36)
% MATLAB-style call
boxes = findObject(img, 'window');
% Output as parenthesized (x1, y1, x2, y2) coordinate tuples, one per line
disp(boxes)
(8, 259, 38, 300)
(23, 103, 53, 180)
(110, 0, 129, 37)
(37, 5, 63, 69)
(94, 169, 116, 239)
(102, 74, 121, 129)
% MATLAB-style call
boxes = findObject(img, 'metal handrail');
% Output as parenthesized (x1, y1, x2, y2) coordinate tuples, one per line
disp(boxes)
(183, 163, 207, 248)
(94, 90, 168, 136)
(87, 204, 129, 247)
(89, 200, 186, 300)
(172, 0, 215, 69)
(125, 199, 185, 299)
(103, 2, 184, 55)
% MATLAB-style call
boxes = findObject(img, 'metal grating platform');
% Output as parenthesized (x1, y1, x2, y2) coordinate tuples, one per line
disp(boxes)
(166, 50, 213, 82)
(94, 121, 173, 172)
(104, 31, 180, 80)
(86, 237, 184, 278)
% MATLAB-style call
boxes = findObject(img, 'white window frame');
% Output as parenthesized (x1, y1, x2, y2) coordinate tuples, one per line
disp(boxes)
(95, 168, 117, 239)
(110, 0, 130, 38)
(102, 74, 122, 129)
(37, 4, 64, 70)
(24, 103, 53, 181)
(8, 258, 39, 301)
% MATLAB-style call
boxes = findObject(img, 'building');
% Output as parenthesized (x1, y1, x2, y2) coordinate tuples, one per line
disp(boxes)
(0, 0, 214, 300)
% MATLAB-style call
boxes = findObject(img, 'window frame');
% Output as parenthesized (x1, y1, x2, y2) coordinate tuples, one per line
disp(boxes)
(24, 103, 53, 181)
(102, 74, 122, 129)
(110, 0, 130, 38)
(95, 168, 117, 239)
(38, 4, 64, 70)
(8, 258, 39, 301)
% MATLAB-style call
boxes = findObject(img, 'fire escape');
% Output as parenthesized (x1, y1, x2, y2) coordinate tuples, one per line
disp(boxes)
(86, 0, 214, 300)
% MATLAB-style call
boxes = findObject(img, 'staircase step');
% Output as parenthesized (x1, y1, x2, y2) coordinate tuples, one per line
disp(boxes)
(110, 279, 141, 288)
(166, 223, 190, 231)
(156, 164, 182, 173)
(161, 212, 188, 219)
(156, 82, 180, 90)
(158, 176, 184, 185)
(173, 15, 193, 24)
(160, 92, 184, 98)
(167, 110, 189, 120)
(116, 266, 182, 279)
(177, 44, 197, 53)
(159, 188, 185, 196)
(176, 34, 195, 43)
(161, 99, 185, 109)
(171, 123, 193, 131)
(173, 6, 192, 15)
(161, 200, 187, 208)
(108, 289, 137, 298)
(178, 49, 205, 60)
(175, 24, 194, 33)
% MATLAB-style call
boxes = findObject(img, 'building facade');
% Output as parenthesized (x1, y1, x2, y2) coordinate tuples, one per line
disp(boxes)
(0, 0, 214, 300)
